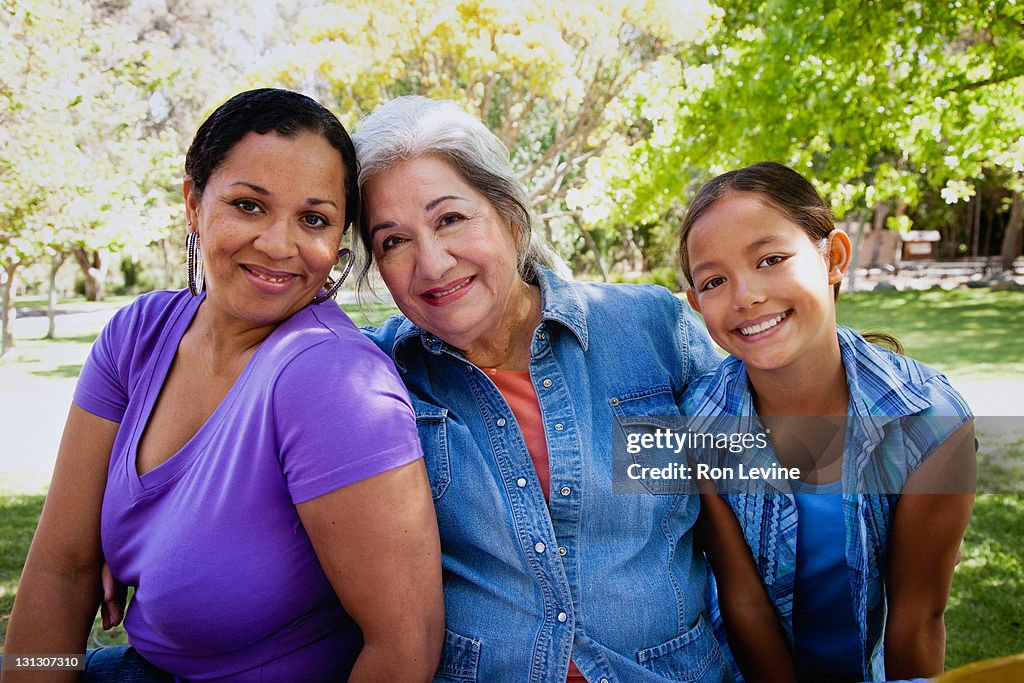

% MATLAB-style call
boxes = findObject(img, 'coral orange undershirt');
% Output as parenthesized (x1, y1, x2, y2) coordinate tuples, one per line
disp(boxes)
(485, 368, 585, 683)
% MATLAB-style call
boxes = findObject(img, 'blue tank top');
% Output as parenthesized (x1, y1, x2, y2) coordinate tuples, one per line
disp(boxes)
(792, 479, 863, 675)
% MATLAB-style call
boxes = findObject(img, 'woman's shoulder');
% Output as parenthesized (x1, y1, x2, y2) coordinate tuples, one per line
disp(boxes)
(570, 278, 679, 311)
(99, 289, 194, 348)
(263, 303, 400, 375)
(358, 312, 415, 356)
(114, 288, 191, 322)
(562, 279, 700, 340)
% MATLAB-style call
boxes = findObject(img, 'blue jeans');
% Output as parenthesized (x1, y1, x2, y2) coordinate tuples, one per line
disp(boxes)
(82, 647, 171, 682)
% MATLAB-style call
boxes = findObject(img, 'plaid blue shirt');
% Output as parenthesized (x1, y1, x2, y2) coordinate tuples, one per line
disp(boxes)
(682, 326, 972, 681)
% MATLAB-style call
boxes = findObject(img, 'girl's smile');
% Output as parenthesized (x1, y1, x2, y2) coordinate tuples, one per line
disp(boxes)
(685, 191, 847, 381)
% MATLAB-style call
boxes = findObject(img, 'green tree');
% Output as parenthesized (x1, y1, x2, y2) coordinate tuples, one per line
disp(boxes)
(573, 0, 1024, 270)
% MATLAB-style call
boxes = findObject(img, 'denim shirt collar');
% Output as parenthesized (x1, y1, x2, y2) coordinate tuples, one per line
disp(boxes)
(385, 267, 589, 369)
(693, 326, 933, 421)
(535, 267, 589, 351)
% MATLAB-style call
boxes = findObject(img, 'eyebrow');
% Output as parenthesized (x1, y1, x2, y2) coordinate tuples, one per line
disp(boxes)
(368, 194, 468, 238)
(690, 234, 784, 277)
(230, 181, 338, 209)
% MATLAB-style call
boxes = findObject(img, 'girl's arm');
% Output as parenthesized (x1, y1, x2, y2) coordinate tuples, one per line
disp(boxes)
(3, 405, 119, 683)
(885, 420, 976, 678)
(297, 458, 444, 683)
(697, 489, 797, 683)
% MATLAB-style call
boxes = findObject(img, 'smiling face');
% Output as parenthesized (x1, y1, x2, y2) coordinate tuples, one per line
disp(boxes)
(185, 130, 346, 333)
(363, 155, 526, 353)
(685, 191, 848, 377)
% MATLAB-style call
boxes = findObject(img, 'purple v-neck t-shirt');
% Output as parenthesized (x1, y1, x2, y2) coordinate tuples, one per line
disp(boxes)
(74, 289, 423, 682)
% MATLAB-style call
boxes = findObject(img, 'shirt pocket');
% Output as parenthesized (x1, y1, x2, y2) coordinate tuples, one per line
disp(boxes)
(636, 615, 732, 682)
(434, 628, 481, 682)
(610, 385, 687, 495)
(411, 398, 451, 501)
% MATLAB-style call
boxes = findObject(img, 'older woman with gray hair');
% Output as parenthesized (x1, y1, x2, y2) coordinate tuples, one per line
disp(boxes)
(353, 95, 730, 682)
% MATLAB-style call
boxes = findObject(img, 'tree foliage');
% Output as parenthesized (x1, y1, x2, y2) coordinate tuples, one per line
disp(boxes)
(574, 0, 1024, 267)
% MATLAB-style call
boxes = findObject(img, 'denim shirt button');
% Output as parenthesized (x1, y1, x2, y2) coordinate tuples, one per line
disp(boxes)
(497, 417, 507, 427)
(558, 546, 567, 556)
(557, 611, 567, 623)
(600, 678, 609, 683)
(516, 477, 527, 488)
(559, 486, 571, 496)
(538, 331, 546, 340)
(609, 397, 620, 407)
(554, 423, 564, 431)
(534, 542, 546, 553)
(542, 378, 553, 388)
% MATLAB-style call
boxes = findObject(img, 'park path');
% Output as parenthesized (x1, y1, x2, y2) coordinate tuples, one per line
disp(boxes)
(0, 306, 122, 493)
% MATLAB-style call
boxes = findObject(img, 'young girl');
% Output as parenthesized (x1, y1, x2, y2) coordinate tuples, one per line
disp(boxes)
(678, 162, 975, 683)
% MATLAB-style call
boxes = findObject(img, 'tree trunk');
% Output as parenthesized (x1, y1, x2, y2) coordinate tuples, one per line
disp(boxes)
(72, 247, 109, 301)
(971, 194, 982, 259)
(1000, 191, 1023, 272)
(845, 217, 863, 292)
(161, 237, 173, 290)
(46, 253, 66, 339)
(573, 216, 609, 282)
(1, 263, 19, 357)
(869, 201, 890, 267)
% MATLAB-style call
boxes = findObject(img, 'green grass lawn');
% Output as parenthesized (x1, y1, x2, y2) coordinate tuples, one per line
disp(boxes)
(837, 288, 1024, 380)
(0, 289, 1021, 667)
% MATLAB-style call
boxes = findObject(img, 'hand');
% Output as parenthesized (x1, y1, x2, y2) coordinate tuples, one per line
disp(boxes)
(100, 562, 128, 630)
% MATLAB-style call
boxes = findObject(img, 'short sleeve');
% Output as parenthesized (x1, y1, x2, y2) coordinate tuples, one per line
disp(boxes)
(273, 334, 423, 504)
(904, 374, 974, 468)
(74, 307, 132, 422)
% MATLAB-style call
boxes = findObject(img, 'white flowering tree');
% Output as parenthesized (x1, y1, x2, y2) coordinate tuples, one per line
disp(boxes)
(0, 0, 180, 354)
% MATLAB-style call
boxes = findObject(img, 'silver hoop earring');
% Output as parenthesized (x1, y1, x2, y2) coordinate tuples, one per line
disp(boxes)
(185, 231, 205, 296)
(312, 248, 355, 304)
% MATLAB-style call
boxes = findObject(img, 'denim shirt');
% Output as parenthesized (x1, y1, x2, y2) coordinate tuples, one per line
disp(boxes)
(681, 326, 972, 681)
(363, 268, 727, 683)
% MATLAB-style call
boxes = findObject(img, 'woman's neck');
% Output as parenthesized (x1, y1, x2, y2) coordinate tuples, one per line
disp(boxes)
(747, 336, 849, 417)
(186, 301, 277, 374)
(464, 280, 542, 371)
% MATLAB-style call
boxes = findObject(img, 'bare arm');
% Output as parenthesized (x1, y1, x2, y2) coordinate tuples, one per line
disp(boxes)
(2, 405, 119, 683)
(885, 421, 976, 679)
(697, 489, 796, 683)
(296, 459, 444, 683)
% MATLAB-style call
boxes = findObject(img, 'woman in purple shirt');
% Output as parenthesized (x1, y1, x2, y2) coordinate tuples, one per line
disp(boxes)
(3, 89, 443, 682)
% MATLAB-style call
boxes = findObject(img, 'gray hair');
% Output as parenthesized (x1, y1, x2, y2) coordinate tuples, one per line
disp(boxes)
(351, 96, 563, 290)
